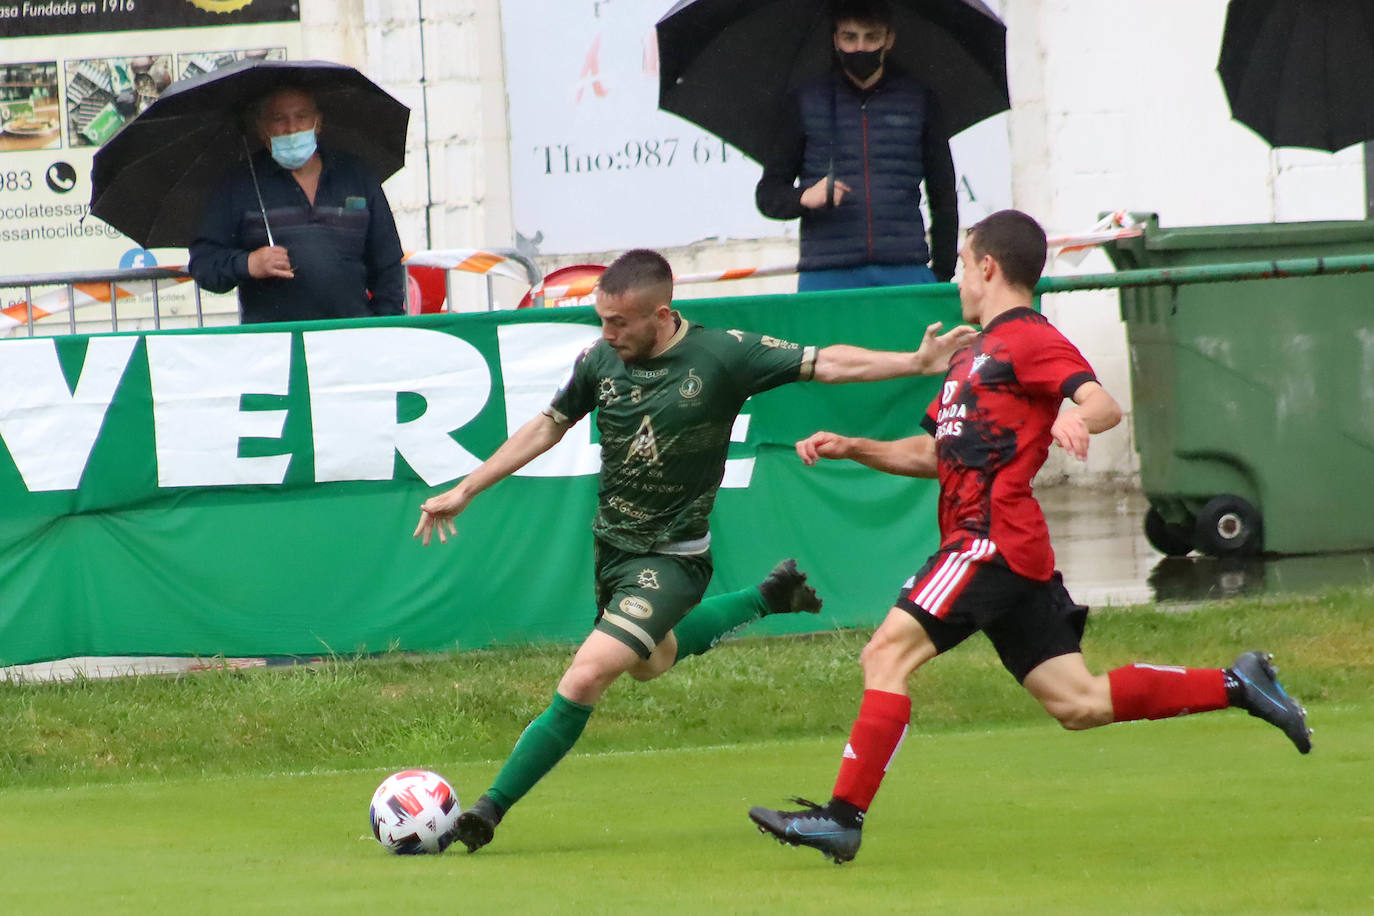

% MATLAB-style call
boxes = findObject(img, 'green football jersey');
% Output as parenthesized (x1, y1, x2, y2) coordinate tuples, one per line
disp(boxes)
(547, 319, 817, 553)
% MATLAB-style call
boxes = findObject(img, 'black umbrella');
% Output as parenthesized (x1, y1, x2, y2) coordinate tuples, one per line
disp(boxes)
(656, 0, 1008, 164)
(89, 59, 409, 248)
(1218, 0, 1374, 152)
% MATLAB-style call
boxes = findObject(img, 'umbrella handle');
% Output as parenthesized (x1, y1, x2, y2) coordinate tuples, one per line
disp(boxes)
(242, 135, 276, 248)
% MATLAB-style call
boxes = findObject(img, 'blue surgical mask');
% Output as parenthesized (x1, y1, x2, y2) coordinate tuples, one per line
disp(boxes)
(269, 127, 317, 170)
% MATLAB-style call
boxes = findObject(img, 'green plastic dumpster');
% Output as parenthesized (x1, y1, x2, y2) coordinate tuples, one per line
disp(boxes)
(1106, 214, 1374, 557)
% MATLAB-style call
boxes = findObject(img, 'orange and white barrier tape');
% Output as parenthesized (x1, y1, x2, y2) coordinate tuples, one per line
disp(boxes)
(531, 263, 798, 302)
(1050, 210, 1145, 265)
(2, 276, 192, 336)
(403, 249, 532, 284)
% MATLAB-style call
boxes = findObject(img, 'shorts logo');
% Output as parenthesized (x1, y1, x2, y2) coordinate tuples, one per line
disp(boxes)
(679, 369, 702, 399)
(636, 569, 661, 590)
(619, 596, 654, 619)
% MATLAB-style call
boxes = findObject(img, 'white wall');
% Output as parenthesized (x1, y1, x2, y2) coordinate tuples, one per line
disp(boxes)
(301, 0, 1368, 480)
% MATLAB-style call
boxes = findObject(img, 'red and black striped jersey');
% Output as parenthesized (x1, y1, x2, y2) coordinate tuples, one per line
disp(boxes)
(921, 307, 1096, 581)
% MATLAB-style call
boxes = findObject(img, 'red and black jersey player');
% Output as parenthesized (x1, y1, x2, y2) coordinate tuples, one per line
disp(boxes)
(747, 209, 1312, 866)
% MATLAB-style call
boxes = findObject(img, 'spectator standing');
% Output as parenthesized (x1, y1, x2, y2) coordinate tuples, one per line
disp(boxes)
(189, 84, 405, 323)
(755, 0, 958, 292)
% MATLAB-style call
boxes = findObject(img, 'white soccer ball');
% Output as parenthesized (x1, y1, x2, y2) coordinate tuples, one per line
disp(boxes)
(369, 769, 461, 855)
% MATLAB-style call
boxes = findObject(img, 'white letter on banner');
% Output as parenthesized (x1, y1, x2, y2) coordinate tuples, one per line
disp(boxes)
(497, 322, 601, 477)
(147, 334, 292, 487)
(720, 412, 755, 488)
(304, 327, 489, 485)
(0, 336, 136, 492)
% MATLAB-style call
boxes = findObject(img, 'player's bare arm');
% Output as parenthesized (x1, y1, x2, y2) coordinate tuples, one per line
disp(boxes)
(812, 321, 978, 383)
(1051, 381, 1123, 460)
(796, 430, 937, 478)
(414, 411, 571, 545)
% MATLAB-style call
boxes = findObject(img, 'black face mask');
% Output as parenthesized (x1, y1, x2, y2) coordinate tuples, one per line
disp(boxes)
(838, 48, 884, 82)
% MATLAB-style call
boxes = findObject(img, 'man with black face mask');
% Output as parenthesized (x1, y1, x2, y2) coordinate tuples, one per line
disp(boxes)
(755, 0, 958, 292)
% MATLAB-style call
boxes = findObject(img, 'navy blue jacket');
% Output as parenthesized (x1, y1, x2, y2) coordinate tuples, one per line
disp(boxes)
(756, 67, 957, 279)
(189, 148, 405, 323)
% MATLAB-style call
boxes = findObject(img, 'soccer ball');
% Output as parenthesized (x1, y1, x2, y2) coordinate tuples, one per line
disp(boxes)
(369, 769, 461, 855)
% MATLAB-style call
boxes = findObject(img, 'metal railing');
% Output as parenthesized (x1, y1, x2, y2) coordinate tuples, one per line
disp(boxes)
(12, 249, 1373, 339)
(1, 248, 547, 337)
(1, 266, 205, 337)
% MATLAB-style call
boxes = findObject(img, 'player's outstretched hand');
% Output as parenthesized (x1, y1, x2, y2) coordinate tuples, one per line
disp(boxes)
(413, 488, 470, 546)
(914, 321, 978, 374)
(796, 430, 853, 466)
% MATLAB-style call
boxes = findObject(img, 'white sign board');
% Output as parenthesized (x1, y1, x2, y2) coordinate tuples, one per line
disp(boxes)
(500, 0, 1012, 256)
(501, 0, 777, 253)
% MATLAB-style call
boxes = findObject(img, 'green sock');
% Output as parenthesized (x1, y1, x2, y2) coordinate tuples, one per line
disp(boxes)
(672, 585, 768, 662)
(486, 692, 593, 812)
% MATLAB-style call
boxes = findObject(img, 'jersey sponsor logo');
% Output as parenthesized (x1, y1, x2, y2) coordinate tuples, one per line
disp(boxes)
(969, 353, 990, 378)
(626, 415, 662, 466)
(942, 380, 960, 404)
(636, 568, 661, 590)
(678, 369, 703, 399)
(630, 385, 643, 404)
(608, 494, 653, 519)
(619, 595, 654, 619)
(726, 329, 745, 342)
(630, 366, 669, 379)
(935, 404, 967, 440)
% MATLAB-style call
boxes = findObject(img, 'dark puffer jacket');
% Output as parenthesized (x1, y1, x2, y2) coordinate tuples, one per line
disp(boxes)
(755, 66, 957, 279)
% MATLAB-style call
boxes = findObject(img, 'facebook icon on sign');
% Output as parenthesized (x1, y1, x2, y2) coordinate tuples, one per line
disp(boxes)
(119, 249, 157, 269)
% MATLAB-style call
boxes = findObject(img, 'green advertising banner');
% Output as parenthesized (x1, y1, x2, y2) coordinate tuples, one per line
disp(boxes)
(0, 285, 960, 666)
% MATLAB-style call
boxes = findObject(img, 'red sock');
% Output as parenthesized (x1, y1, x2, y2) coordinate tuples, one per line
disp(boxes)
(832, 689, 911, 811)
(1108, 664, 1229, 721)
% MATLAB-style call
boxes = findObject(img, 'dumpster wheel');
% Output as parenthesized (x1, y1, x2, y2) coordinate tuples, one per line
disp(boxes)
(1193, 495, 1263, 557)
(1144, 507, 1193, 556)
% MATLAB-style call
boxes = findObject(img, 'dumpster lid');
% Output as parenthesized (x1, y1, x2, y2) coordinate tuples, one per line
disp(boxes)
(1108, 212, 1374, 251)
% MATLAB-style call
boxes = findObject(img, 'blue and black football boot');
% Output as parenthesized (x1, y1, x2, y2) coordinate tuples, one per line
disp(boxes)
(749, 797, 862, 864)
(1228, 651, 1312, 754)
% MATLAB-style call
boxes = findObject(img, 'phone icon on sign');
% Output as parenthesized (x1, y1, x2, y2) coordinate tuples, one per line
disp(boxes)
(46, 162, 77, 193)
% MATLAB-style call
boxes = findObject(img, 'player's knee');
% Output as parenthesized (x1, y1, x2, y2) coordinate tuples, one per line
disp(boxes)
(559, 661, 619, 704)
(860, 630, 914, 683)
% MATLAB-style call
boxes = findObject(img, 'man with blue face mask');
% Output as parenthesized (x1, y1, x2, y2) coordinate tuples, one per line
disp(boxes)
(189, 85, 405, 323)
(755, 0, 958, 293)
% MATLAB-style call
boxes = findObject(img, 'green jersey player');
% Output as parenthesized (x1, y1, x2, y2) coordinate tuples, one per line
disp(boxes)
(414, 248, 974, 853)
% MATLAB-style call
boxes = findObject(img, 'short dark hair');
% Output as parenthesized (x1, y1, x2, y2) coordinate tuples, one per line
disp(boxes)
(597, 249, 674, 309)
(831, 0, 892, 29)
(966, 210, 1047, 292)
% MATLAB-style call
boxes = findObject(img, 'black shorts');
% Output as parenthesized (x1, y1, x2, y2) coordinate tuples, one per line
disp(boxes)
(894, 543, 1089, 683)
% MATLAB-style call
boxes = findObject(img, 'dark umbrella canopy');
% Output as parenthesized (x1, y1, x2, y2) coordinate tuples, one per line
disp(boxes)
(657, 0, 1008, 164)
(89, 59, 409, 248)
(1218, 0, 1374, 152)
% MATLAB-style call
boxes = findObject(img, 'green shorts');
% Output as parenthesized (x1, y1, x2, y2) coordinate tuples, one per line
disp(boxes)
(593, 539, 713, 658)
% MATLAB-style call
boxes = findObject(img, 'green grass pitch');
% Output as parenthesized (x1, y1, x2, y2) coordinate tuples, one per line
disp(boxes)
(3, 589, 1372, 913)
(3, 708, 1370, 914)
